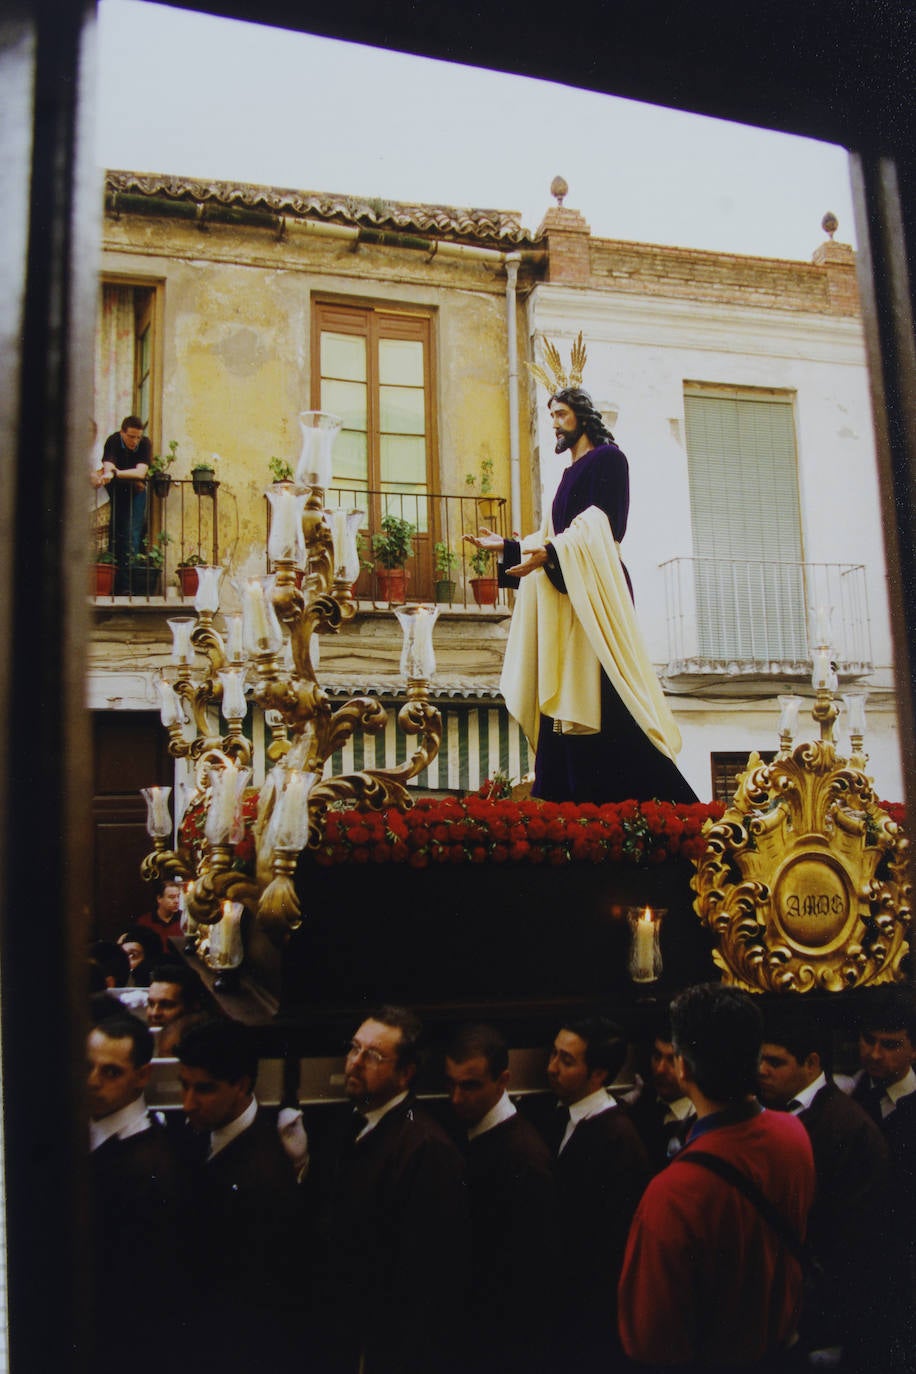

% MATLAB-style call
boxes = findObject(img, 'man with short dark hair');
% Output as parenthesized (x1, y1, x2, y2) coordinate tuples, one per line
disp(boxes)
(849, 985, 916, 1365)
(758, 1012, 888, 1362)
(175, 1018, 303, 1370)
(629, 1014, 697, 1172)
(135, 879, 184, 954)
(146, 964, 203, 1031)
(444, 1023, 555, 1374)
(619, 983, 815, 1369)
(311, 1004, 470, 1374)
(546, 1014, 648, 1371)
(87, 1016, 183, 1372)
(100, 413, 150, 583)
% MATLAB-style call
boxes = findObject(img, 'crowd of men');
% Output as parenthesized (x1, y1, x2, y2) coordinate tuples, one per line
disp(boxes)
(86, 973, 916, 1374)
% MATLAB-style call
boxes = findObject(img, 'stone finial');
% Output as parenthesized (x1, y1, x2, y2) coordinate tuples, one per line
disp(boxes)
(821, 211, 839, 239)
(550, 176, 569, 207)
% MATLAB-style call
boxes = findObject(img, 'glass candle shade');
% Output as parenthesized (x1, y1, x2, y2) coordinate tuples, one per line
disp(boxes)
(327, 507, 365, 584)
(811, 647, 836, 692)
(627, 906, 665, 984)
(141, 785, 172, 839)
(395, 603, 439, 679)
(242, 579, 282, 656)
(812, 604, 833, 649)
(157, 678, 184, 728)
(295, 410, 342, 490)
(843, 692, 868, 741)
(218, 668, 248, 723)
(273, 768, 320, 851)
(193, 565, 222, 615)
(777, 695, 803, 742)
(204, 761, 251, 846)
(206, 900, 245, 970)
(267, 486, 306, 564)
(167, 617, 195, 666)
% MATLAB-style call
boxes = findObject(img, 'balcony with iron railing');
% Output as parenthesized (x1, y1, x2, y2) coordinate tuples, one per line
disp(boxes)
(90, 476, 223, 602)
(90, 478, 514, 611)
(306, 484, 512, 611)
(660, 557, 873, 683)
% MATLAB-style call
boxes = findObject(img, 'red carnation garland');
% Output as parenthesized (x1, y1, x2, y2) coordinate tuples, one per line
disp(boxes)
(178, 786, 906, 874)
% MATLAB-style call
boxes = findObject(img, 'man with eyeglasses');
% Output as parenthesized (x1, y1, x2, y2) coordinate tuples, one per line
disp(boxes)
(310, 1005, 470, 1374)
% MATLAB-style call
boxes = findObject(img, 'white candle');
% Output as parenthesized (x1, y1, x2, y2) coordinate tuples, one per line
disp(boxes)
(635, 908, 656, 979)
(243, 579, 277, 654)
(204, 761, 251, 845)
(225, 614, 244, 662)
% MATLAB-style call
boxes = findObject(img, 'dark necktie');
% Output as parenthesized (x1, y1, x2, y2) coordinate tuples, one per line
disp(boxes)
(347, 1109, 368, 1144)
(550, 1106, 571, 1155)
(860, 1080, 886, 1124)
(786, 1098, 803, 1113)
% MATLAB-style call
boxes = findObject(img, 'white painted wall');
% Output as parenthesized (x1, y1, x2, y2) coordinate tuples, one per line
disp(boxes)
(527, 283, 904, 802)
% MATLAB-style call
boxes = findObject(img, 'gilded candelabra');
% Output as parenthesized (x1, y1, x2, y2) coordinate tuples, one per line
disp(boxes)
(692, 609, 910, 993)
(141, 412, 443, 945)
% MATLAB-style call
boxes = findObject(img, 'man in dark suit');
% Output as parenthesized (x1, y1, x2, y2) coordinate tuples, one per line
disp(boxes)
(310, 1004, 470, 1374)
(849, 985, 916, 1369)
(443, 1022, 555, 1374)
(545, 1014, 649, 1371)
(758, 1011, 889, 1364)
(87, 1015, 184, 1373)
(175, 1018, 304, 1371)
(628, 1014, 697, 1172)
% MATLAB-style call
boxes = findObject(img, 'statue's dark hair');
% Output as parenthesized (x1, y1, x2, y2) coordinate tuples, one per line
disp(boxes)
(549, 387, 614, 446)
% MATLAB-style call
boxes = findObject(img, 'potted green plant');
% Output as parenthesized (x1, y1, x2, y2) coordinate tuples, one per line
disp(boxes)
(371, 513, 416, 604)
(465, 456, 499, 520)
(129, 530, 171, 596)
(176, 551, 206, 597)
(90, 548, 116, 597)
(191, 454, 219, 496)
(468, 544, 498, 606)
(433, 540, 458, 603)
(148, 439, 179, 498)
(268, 455, 294, 483)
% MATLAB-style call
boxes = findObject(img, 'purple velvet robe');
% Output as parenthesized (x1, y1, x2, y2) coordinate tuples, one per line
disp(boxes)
(500, 443, 697, 804)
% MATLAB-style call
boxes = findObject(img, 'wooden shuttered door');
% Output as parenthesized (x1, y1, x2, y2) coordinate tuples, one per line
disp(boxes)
(684, 388, 807, 661)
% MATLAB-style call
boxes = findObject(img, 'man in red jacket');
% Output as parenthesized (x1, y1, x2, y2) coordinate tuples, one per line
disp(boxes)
(618, 984, 815, 1369)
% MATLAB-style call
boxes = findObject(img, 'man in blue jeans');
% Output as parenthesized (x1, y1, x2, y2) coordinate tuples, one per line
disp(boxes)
(100, 414, 149, 588)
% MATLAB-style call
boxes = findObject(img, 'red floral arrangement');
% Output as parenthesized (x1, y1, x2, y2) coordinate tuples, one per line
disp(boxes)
(314, 796, 724, 869)
(178, 785, 906, 875)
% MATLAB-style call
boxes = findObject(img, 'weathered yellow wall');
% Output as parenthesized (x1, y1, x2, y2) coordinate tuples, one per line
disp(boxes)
(100, 215, 531, 576)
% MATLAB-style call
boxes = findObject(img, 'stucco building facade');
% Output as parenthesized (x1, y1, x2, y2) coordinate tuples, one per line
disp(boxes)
(88, 170, 902, 929)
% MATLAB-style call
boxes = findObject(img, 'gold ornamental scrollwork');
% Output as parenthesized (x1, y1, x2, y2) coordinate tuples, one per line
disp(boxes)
(692, 740, 910, 993)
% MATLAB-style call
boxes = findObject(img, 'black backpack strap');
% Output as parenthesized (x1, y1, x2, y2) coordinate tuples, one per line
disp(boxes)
(675, 1149, 809, 1268)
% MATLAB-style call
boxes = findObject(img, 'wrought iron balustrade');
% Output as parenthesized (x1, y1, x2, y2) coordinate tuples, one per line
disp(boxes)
(266, 484, 512, 609)
(660, 556, 873, 678)
(90, 476, 221, 602)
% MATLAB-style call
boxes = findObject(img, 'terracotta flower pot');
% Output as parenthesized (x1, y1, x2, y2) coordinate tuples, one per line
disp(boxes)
(91, 562, 116, 596)
(375, 567, 409, 605)
(177, 566, 199, 597)
(470, 576, 498, 606)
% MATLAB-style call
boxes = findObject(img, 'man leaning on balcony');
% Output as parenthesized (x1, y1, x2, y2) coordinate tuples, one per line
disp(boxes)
(101, 414, 150, 589)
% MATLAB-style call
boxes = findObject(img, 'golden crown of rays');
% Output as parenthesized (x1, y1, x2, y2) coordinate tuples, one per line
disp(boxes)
(526, 330, 588, 394)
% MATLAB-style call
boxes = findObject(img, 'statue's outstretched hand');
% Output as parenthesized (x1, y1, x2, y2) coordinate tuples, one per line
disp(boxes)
(506, 546, 548, 578)
(463, 527, 504, 553)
